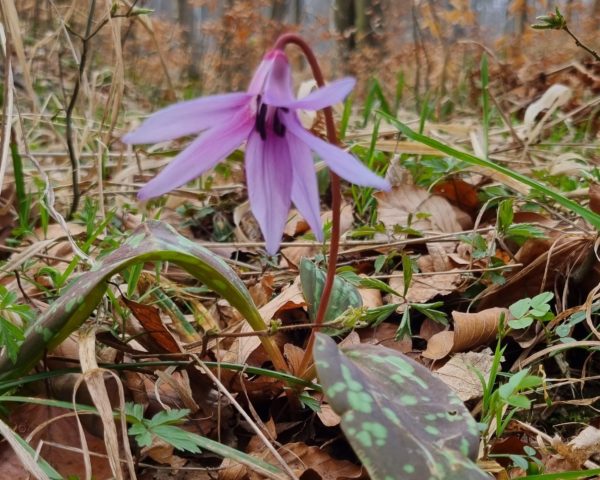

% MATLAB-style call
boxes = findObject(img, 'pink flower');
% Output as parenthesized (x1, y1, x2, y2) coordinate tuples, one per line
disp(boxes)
(123, 50, 390, 253)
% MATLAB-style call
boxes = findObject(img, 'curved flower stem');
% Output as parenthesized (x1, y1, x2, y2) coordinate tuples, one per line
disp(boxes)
(273, 34, 342, 377)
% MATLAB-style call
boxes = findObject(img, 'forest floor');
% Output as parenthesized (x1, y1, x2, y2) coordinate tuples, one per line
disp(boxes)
(1, 3, 600, 480)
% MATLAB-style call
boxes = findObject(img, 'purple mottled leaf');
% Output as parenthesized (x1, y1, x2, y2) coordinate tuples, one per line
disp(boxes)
(0, 221, 283, 382)
(314, 333, 488, 480)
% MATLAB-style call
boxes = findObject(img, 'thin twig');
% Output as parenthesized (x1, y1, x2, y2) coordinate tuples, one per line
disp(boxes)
(65, 0, 97, 219)
(563, 25, 600, 62)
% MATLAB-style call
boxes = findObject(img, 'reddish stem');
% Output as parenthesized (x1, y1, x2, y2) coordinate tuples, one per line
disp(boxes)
(274, 34, 342, 377)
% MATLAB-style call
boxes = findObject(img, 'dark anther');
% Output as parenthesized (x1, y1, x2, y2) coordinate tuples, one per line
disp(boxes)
(273, 109, 286, 137)
(256, 103, 268, 140)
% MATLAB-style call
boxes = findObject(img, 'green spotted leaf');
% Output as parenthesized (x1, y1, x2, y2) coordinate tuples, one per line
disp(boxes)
(314, 333, 488, 480)
(0, 221, 285, 382)
(299, 258, 362, 332)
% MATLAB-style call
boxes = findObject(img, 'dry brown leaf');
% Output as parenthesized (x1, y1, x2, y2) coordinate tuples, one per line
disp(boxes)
(549, 426, 600, 471)
(478, 237, 592, 309)
(259, 277, 305, 322)
(253, 442, 364, 480)
(249, 274, 275, 309)
(280, 243, 318, 269)
(220, 439, 365, 480)
(141, 438, 187, 468)
(370, 139, 446, 156)
(375, 183, 465, 234)
(357, 274, 383, 308)
(122, 296, 181, 353)
(339, 330, 361, 347)
(434, 349, 494, 401)
(390, 270, 461, 307)
(284, 343, 306, 377)
(432, 178, 480, 212)
(522, 84, 571, 143)
(79, 329, 133, 480)
(514, 238, 552, 266)
(317, 402, 341, 427)
(422, 330, 454, 360)
(2, 404, 113, 479)
(233, 202, 262, 245)
(419, 317, 447, 341)
(589, 183, 600, 215)
(512, 211, 557, 228)
(358, 322, 412, 353)
(280, 204, 353, 268)
(452, 308, 507, 352)
(223, 278, 305, 365)
(283, 208, 310, 237)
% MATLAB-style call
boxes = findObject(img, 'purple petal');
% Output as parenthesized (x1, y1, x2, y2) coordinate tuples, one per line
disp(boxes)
(284, 114, 391, 191)
(245, 131, 292, 254)
(247, 51, 277, 95)
(138, 112, 254, 200)
(267, 77, 356, 111)
(262, 50, 296, 106)
(287, 134, 323, 241)
(123, 92, 251, 144)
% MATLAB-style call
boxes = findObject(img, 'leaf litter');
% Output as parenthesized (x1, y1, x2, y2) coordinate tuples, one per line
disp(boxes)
(1, 2, 600, 479)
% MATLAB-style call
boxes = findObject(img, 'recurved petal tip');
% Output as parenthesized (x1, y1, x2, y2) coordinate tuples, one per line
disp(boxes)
(121, 132, 135, 145)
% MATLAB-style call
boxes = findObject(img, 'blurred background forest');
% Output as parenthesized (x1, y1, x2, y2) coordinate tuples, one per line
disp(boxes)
(15, 0, 600, 112)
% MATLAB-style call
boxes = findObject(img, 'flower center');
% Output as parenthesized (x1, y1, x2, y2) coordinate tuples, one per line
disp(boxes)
(255, 96, 288, 141)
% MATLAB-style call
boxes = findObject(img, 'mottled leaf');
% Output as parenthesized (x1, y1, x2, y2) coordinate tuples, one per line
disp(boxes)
(300, 259, 362, 330)
(314, 333, 488, 480)
(0, 221, 286, 382)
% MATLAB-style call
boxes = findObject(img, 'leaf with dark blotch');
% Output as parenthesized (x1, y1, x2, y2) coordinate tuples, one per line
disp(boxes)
(0, 221, 287, 383)
(300, 259, 362, 331)
(122, 296, 181, 354)
(313, 333, 489, 480)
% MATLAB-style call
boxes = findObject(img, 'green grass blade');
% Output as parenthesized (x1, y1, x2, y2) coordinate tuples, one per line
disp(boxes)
(340, 95, 353, 139)
(378, 112, 600, 230)
(522, 469, 600, 479)
(480, 53, 490, 159)
(10, 137, 28, 229)
(0, 361, 320, 393)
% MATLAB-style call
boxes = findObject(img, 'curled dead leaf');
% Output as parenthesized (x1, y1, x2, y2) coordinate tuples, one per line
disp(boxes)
(422, 330, 455, 360)
(452, 308, 507, 352)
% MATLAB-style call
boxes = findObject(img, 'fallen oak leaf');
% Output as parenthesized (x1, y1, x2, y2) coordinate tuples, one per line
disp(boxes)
(122, 296, 181, 354)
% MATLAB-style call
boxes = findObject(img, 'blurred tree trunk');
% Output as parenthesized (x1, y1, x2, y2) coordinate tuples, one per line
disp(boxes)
(564, 0, 575, 19)
(334, 0, 356, 66)
(593, 0, 600, 28)
(334, 0, 386, 71)
(515, 0, 528, 37)
(271, 0, 289, 21)
(355, 0, 385, 48)
(217, 0, 236, 90)
(177, 0, 200, 80)
(293, 0, 303, 24)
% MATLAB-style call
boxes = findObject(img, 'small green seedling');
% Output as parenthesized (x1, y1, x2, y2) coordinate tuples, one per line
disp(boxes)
(0, 285, 34, 363)
(508, 292, 554, 330)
